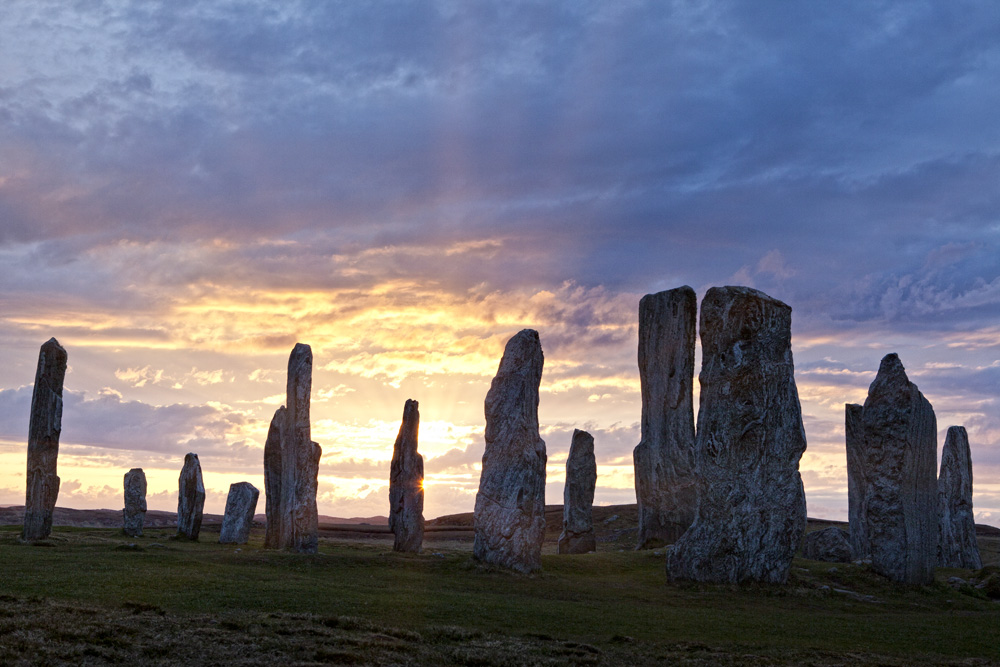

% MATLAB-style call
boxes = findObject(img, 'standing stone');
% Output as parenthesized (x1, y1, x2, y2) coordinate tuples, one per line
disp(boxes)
(123, 468, 147, 537)
(219, 482, 260, 545)
(389, 399, 424, 553)
(279, 343, 322, 553)
(802, 527, 852, 563)
(473, 329, 546, 573)
(559, 429, 597, 554)
(633, 287, 697, 549)
(846, 353, 937, 585)
(176, 452, 206, 540)
(22, 338, 67, 542)
(666, 287, 807, 584)
(938, 426, 982, 570)
(263, 406, 285, 549)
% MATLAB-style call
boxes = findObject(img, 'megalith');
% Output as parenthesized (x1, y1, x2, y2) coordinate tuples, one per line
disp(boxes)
(123, 468, 147, 537)
(473, 329, 547, 573)
(176, 452, 206, 540)
(632, 287, 697, 549)
(559, 429, 597, 554)
(279, 343, 322, 553)
(219, 482, 260, 545)
(389, 399, 424, 553)
(846, 353, 937, 585)
(938, 426, 981, 569)
(263, 406, 285, 549)
(666, 286, 807, 584)
(22, 337, 67, 542)
(802, 527, 852, 563)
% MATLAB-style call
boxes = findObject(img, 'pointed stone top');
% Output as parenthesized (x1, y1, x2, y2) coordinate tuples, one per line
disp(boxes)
(496, 329, 543, 377)
(403, 398, 419, 417)
(43, 337, 64, 351)
(571, 429, 594, 455)
(184, 452, 200, 464)
(866, 353, 920, 406)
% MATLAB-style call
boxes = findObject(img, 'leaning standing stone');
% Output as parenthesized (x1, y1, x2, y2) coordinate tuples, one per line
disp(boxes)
(389, 399, 424, 553)
(846, 353, 937, 585)
(176, 452, 206, 540)
(263, 406, 285, 549)
(938, 426, 982, 570)
(473, 329, 547, 573)
(666, 287, 807, 584)
(22, 338, 67, 542)
(123, 468, 147, 537)
(559, 429, 597, 554)
(280, 343, 322, 553)
(633, 287, 698, 549)
(219, 482, 260, 545)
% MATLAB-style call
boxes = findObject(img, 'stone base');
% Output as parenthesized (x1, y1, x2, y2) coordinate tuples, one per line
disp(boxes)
(558, 531, 596, 554)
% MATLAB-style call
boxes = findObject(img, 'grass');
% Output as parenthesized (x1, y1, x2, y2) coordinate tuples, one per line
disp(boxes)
(0, 524, 998, 665)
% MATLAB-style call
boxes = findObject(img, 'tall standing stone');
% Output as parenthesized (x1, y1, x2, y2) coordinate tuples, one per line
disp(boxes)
(938, 426, 981, 570)
(22, 338, 67, 542)
(846, 353, 937, 585)
(389, 399, 424, 553)
(279, 343, 322, 553)
(473, 329, 546, 573)
(666, 287, 807, 584)
(219, 482, 260, 545)
(123, 468, 147, 537)
(633, 287, 697, 549)
(559, 429, 597, 554)
(263, 406, 285, 549)
(176, 452, 206, 540)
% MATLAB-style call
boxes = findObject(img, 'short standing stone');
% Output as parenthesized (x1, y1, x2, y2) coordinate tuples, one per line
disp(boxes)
(666, 287, 807, 584)
(473, 329, 547, 573)
(176, 452, 206, 540)
(123, 468, 147, 537)
(802, 527, 852, 563)
(938, 426, 982, 569)
(263, 406, 285, 549)
(846, 353, 937, 585)
(22, 338, 67, 542)
(219, 482, 260, 545)
(279, 343, 322, 553)
(559, 429, 597, 554)
(633, 287, 697, 549)
(389, 399, 424, 553)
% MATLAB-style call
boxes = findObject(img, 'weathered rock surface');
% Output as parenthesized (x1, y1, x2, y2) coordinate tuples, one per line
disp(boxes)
(802, 527, 852, 563)
(559, 429, 597, 554)
(633, 287, 698, 549)
(279, 343, 322, 553)
(938, 426, 982, 569)
(219, 482, 260, 545)
(23, 338, 67, 542)
(846, 353, 937, 585)
(122, 468, 147, 537)
(666, 287, 807, 584)
(176, 453, 206, 540)
(473, 329, 547, 573)
(389, 399, 424, 553)
(263, 406, 285, 549)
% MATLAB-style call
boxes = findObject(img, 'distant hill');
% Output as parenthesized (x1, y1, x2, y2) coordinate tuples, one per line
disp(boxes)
(0, 506, 387, 528)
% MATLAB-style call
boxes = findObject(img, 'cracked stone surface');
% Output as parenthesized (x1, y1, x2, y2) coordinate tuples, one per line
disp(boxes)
(176, 452, 205, 540)
(802, 527, 852, 563)
(938, 425, 982, 570)
(559, 429, 597, 554)
(23, 338, 67, 542)
(123, 468, 147, 538)
(473, 329, 546, 573)
(219, 482, 260, 545)
(389, 399, 424, 553)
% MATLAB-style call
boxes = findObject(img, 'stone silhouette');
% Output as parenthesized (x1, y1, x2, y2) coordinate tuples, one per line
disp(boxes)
(633, 287, 697, 549)
(846, 353, 937, 585)
(176, 452, 206, 540)
(937, 426, 981, 570)
(473, 329, 547, 573)
(265, 343, 322, 553)
(263, 406, 285, 549)
(802, 527, 852, 563)
(559, 429, 597, 554)
(23, 338, 68, 542)
(667, 287, 807, 584)
(219, 482, 260, 545)
(389, 399, 424, 553)
(123, 468, 147, 537)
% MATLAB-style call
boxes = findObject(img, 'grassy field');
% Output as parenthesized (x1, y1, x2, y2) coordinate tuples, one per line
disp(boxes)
(0, 521, 998, 666)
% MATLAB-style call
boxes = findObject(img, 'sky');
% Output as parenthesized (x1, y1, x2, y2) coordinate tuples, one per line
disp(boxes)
(1, 1, 999, 524)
